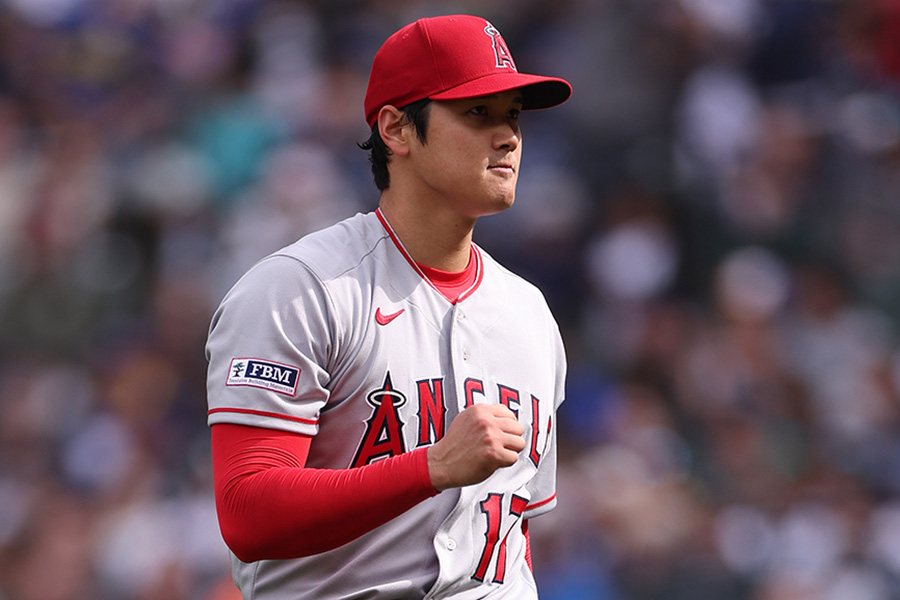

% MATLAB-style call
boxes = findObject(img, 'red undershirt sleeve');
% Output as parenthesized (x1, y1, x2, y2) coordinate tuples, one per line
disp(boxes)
(211, 423, 439, 563)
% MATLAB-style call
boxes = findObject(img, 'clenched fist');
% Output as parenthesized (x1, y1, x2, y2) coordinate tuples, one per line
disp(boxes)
(426, 404, 526, 491)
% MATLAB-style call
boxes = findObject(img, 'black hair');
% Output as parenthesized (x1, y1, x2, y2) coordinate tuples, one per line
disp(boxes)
(358, 98, 432, 191)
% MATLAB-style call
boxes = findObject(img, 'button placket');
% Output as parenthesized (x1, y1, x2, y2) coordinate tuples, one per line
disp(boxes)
(449, 305, 476, 410)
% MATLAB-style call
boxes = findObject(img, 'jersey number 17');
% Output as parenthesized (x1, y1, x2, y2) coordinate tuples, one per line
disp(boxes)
(473, 492, 528, 584)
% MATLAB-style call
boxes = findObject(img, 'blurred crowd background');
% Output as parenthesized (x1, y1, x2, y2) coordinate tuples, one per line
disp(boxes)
(0, 0, 899, 599)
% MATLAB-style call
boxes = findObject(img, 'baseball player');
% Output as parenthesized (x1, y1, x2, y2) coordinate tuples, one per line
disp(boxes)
(206, 14, 571, 599)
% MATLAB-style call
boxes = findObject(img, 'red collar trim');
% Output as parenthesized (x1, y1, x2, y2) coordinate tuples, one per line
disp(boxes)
(375, 208, 484, 304)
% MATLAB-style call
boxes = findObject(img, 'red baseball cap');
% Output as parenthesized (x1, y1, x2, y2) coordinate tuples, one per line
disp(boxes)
(364, 14, 572, 129)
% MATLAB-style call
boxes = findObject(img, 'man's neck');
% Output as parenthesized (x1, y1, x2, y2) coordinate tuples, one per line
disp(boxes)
(378, 194, 475, 273)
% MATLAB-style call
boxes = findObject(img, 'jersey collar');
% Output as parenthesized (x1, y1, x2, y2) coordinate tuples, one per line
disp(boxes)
(375, 208, 484, 304)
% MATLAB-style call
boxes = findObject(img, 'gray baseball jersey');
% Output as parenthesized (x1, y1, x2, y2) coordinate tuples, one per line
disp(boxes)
(206, 210, 566, 599)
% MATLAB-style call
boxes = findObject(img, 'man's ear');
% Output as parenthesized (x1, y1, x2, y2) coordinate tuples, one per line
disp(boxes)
(377, 105, 412, 157)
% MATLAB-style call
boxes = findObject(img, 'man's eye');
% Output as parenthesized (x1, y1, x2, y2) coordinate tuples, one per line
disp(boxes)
(508, 109, 520, 119)
(470, 106, 488, 116)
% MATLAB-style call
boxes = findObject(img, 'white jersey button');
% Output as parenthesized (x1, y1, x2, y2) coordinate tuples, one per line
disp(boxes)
(456, 310, 465, 321)
(446, 538, 457, 551)
(462, 348, 469, 361)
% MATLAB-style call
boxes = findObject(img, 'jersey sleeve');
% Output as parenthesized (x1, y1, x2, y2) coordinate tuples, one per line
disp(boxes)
(206, 254, 337, 436)
(523, 318, 567, 520)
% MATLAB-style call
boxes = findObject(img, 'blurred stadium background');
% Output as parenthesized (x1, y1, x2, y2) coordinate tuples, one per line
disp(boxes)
(1, 0, 900, 598)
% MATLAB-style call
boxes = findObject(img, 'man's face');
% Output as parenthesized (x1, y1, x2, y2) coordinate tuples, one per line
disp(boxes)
(404, 89, 524, 219)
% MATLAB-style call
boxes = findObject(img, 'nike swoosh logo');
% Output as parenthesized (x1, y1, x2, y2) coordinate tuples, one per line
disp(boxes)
(375, 307, 405, 326)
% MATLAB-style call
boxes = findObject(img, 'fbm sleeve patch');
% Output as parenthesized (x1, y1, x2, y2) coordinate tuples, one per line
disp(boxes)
(226, 358, 301, 396)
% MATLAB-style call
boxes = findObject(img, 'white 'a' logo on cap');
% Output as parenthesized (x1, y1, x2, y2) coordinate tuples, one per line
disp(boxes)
(484, 22, 517, 71)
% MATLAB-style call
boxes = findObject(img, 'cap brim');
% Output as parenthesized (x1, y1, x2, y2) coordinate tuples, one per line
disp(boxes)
(429, 72, 572, 110)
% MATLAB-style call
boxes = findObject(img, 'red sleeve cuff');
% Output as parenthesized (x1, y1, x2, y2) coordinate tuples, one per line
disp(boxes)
(412, 445, 440, 496)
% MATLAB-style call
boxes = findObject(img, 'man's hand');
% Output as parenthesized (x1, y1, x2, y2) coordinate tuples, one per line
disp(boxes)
(426, 404, 526, 491)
